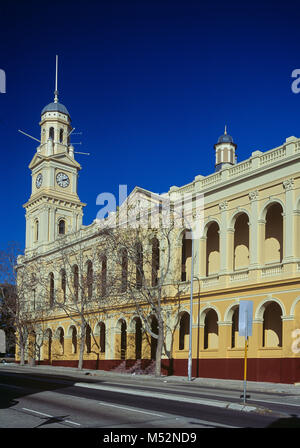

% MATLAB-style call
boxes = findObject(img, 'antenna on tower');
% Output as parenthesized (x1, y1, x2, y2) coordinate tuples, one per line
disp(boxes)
(68, 128, 90, 155)
(18, 129, 41, 143)
(54, 54, 59, 103)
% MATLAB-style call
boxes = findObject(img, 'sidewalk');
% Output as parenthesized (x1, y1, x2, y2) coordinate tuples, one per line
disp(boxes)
(2, 362, 300, 395)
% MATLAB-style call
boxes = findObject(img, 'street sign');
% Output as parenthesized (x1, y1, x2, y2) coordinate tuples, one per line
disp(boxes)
(238, 300, 253, 337)
(238, 300, 253, 404)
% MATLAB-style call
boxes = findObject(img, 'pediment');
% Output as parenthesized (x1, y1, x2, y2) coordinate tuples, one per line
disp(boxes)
(29, 152, 81, 170)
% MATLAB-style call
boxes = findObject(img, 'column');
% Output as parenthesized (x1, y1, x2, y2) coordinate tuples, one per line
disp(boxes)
(25, 212, 32, 250)
(199, 236, 206, 277)
(219, 201, 228, 274)
(249, 190, 259, 268)
(49, 207, 55, 242)
(40, 206, 49, 244)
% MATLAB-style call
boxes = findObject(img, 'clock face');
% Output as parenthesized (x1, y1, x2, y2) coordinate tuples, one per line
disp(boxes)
(56, 172, 70, 188)
(36, 173, 43, 189)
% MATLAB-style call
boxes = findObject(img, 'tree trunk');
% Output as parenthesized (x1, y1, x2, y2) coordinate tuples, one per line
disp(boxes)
(155, 321, 164, 377)
(19, 344, 25, 366)
(78, 324, 85, 370)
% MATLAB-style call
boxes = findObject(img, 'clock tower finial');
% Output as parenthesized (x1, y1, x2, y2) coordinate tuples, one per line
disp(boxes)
(54, 54, 59, 103)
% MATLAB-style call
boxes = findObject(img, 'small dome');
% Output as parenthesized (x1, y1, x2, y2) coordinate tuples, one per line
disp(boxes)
(41, 102, 70, 116)
(217, 133, 234, 144)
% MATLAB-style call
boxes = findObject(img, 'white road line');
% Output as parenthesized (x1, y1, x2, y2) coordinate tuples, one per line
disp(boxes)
(22, 408, 52, 418)
(97, 401, 164, 417)
(65, 420, 81, 426)
(74, 382, 230, 408)
(22, 408, 81, 426)
(96, 401, 236, 427)
(250, 398, 300, 408)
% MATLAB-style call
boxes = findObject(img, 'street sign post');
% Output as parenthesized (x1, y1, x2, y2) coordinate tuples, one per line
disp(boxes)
(238, 301, 253, 404)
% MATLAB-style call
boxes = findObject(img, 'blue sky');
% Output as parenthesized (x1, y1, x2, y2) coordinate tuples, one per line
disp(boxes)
(1, 0, 300, 250)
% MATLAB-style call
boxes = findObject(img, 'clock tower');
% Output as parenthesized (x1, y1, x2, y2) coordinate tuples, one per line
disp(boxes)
(23, 58, 86, 253)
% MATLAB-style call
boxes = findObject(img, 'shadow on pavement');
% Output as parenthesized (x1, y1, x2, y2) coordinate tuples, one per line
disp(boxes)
(0, 366, 104, 411)
(267, 414, 300, 428)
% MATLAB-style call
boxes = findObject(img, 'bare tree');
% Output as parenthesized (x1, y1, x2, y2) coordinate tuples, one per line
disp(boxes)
(0, 242, 44, 365)
(43, 235, 113, 370)
(96, 193, 186, 377)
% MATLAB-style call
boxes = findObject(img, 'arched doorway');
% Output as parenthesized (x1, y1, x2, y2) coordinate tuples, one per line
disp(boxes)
(263, 302, 282, 347)
(134, 317, 142, 359)
(203, 309, 219, 349)
(179, 312, 190, 350)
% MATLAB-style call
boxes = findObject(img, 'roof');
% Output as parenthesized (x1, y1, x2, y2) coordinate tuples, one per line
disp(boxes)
(217, 133, 234, 143)
(41, 102, 70, 116)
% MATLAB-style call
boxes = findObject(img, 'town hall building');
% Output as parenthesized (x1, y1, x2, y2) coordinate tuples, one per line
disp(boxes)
(16, 66, 300, 384)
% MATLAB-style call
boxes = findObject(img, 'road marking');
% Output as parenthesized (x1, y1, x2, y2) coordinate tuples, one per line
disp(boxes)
(250, 398, 300, 408)
(22, 408, 52, 418)
(74, 382, 231, 408)
(96, 401, 237, 427)
(22, 408, 81, 426)
(65, 420, 81, 426)
(97, 401, 164, 417)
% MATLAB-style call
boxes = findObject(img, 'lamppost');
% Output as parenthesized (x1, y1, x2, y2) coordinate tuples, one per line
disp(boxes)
(188, 228, 194, 382)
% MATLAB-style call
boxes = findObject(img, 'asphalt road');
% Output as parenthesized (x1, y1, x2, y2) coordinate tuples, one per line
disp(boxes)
(1, 366, 300, 430)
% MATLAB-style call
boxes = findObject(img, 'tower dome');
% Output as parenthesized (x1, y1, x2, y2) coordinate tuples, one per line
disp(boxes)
(41, 101, 70, 117)
(214, 125, 237, 171)
(217, 133, 234, 144)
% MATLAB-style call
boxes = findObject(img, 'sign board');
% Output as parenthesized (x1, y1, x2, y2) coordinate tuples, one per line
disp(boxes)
(238, 300, 253, 337)
(0, 329, 6, 353)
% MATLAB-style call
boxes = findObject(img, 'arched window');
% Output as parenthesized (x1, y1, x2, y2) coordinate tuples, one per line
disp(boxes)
(72, 264, 79, 302)
(49, 127, 54, 140)
(86, 324, 91, 354)
(150, 316, 158, 360)
(101, 256, 107, 297)
(181, 230, 192, 281)
(49, 273, 54, 307)
(134, 317, 142, 359)
(151, 238, 160, 287)
(234, 213, 249, 270)
(59, 128, 64, 143)
(179, 312, 190, 350)
(136, 243, 143, 289)
(264, 203, 283, 264)
(61, 269, 66, 302)
(206, 222, 220, 276)
(120, 320, 127, 360)
(34, 220, 39, 242)
(231, 306, 244, 348)
(58, 219, 66, 235)
(121, 248, 128, 293)
(87, 260, 93, 299)
(99, 322, 105, 353)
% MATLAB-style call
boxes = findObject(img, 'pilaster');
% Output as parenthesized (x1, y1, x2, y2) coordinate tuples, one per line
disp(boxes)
(283, 178, 295, 263)
(249, 190, 259, 268)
